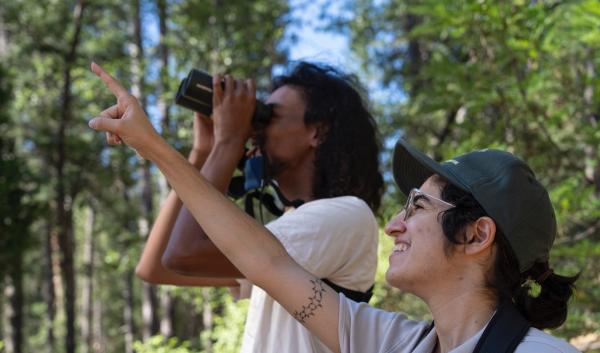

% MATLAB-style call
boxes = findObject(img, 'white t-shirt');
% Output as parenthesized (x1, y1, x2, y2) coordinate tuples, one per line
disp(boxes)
(338, 294, 580, 353)
(240, 196, 379, 353)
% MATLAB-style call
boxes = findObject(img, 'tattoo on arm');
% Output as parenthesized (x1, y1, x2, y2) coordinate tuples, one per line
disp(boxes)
(293, 278, 327, 324)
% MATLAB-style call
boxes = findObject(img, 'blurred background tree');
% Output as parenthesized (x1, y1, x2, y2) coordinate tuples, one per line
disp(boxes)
(0, 0, 598, 352)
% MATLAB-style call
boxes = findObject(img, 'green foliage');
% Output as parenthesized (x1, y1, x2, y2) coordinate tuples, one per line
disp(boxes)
(3, 0, 600, 351)
(0, 62, 37, 280)
(1, 0, 289, 351)
(161, 0, 291, 147)
(211, 296, 249, 353)
(339, 0, 600, 347)
(134, 335, 201, 353)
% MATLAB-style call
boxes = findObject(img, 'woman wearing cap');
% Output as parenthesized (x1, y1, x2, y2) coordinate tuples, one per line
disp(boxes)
(88, 63, 579, 353)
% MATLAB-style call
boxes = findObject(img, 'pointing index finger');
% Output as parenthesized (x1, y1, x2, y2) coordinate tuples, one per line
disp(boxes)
(91, 62, 129, 99)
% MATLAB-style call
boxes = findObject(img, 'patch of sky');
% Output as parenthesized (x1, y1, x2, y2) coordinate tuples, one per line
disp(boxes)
(284, 0, 406, 108)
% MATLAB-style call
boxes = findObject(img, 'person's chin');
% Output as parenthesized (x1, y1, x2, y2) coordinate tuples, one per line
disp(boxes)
(385, 268, 400, 287)
(385, 271, 414, 293)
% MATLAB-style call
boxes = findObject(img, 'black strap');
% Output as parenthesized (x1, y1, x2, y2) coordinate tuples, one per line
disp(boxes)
(244, 190, 284, 218)
(228, 176, 247, 199)
(322, 279, 374, 303)
(472, 301, 531, 353)
(268, 180, 304, 209)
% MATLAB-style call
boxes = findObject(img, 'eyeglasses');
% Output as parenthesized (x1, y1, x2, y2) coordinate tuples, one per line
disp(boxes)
(400, 188, 455, 222)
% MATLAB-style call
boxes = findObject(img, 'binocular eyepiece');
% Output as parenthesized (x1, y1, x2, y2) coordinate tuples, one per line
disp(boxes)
(174, 69, 272, 125)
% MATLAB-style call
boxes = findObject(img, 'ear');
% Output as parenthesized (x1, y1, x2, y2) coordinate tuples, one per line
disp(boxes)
(308, 122, 328, 148)
(463, 216, 496, 255)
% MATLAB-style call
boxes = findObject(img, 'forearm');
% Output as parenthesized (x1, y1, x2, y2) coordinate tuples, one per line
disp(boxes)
(136, 188, 182, 279)
(149, 140, 291, 285)
(200, 140, 245, 192)
(139, 148, 209, 267)
(135, 188, 238, 286)
(136, 147, 240, 285)
(164, 206, 243, 278)
(165, 140, 247, 277)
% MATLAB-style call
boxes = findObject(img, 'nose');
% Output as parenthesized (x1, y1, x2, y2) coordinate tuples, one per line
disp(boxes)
(384, 211, 407, 237)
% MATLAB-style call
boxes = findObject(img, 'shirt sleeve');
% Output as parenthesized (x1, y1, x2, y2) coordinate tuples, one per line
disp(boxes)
(337, 293, 431, 353)
(266, 196, 378, 289)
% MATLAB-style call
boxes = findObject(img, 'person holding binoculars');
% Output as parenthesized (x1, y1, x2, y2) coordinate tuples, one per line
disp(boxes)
(126, 61, 384, 353)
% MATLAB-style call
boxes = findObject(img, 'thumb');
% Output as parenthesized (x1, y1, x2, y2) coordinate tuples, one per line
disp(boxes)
(88, 116, 120, 133)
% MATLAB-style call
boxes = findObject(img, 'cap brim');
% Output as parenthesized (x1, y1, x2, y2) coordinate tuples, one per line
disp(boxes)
(392, 139, 468, 196)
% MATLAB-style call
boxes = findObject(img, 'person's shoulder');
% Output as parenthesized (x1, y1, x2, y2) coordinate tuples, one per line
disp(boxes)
(516, 328, 581, 353)
(340, 293, 423, 325)
(302, 196, 377, 228)
(338, 293, 432, 345)
(301, 196, 373, 217)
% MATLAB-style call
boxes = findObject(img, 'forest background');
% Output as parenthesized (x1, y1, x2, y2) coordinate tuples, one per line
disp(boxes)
(0, 0, 599, 352)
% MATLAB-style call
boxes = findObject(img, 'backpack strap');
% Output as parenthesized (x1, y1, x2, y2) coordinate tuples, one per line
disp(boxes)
(322, 279, 374, 303)
(472, 301, 531, 353)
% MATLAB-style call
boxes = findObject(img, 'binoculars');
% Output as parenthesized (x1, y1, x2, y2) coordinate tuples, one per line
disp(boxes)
(175, 69, 272, 125)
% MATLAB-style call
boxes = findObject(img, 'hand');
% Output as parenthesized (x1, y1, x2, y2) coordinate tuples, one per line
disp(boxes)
(87, 62, 161, 159)
(211, 74, 256, 148)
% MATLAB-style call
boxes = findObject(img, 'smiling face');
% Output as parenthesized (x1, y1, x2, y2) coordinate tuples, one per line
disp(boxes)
(256, 85, 319, 178)
(384, 176, 457, 296)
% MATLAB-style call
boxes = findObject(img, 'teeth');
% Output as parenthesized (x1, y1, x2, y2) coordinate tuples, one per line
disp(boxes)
(393, 243, 409, 253)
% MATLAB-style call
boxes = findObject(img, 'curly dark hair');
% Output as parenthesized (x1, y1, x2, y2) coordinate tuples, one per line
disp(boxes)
(271, 62, 384, 212)
(436, 177, 579, 329)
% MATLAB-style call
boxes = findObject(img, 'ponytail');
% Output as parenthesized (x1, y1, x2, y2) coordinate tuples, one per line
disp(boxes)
(513, 262, 579, 329)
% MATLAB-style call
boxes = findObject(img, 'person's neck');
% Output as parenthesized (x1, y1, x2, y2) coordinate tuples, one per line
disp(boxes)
(425, 286, 496, 353)
(274, 160, 315, 203)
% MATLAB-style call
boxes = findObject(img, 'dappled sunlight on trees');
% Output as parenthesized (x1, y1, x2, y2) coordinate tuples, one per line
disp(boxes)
(1, 0, 599, 352)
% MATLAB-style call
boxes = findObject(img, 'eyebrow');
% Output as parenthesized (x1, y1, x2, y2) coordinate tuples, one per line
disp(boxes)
(413, 194, 433, 205)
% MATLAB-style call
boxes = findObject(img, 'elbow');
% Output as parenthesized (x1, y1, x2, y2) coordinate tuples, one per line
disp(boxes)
(135, 263, 160, 284)
(135, 264, 151, 282)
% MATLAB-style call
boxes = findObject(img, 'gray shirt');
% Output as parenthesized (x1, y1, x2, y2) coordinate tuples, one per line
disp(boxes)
(338, 294, 580, 353)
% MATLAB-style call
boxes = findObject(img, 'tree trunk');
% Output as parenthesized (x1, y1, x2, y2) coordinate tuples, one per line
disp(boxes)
(129, 0, 159, 341)
(0, 8, 8, 56)
(157, 0, 170, 135)
(582, 57, 600, 196)
(55, 2, 85, 352)
(80, 205, 96, 353)
(2, 265, 23, 353)
(92, 297, 104, 353)
(156, 0, 171, 202)
(43, 219, 57, 352)
(154, 0, 176, 337)
(159, 288, 174, 338)
(404, 13, 424, 97)
(201, 288, 213, 353)
(123, 271, 135, 353)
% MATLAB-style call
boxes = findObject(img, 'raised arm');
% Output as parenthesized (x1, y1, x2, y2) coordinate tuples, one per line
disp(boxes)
(162, 74, 253, 278)
(135, 113, 238, 286)
(88, 63, 342, 353)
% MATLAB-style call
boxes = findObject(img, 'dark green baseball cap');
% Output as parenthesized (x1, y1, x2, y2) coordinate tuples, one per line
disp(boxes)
(392, 138, 556, 272)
